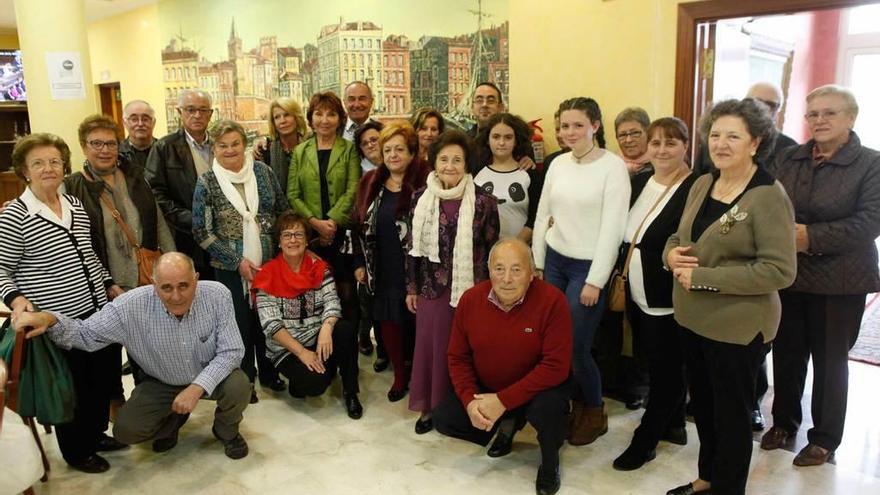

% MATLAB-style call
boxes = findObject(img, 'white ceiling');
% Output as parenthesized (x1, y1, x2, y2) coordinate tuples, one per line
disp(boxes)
(0, 0, 157, 31)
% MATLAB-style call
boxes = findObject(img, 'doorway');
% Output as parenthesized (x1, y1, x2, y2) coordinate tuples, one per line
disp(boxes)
(97, 82, 123, 139)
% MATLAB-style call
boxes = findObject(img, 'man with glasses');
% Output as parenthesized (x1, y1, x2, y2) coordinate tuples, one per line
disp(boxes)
(119, 100, 157, 169)
(146, 89, 216, 279)
(469, 82, 535, 172)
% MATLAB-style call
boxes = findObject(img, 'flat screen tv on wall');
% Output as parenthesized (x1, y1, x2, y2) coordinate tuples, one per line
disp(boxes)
(0, 50, 26, 102)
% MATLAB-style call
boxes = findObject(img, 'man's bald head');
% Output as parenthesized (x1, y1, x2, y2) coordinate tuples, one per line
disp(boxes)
(746, 82, 784, 122)
(152, 252, 199, 317)
(488, 239, 535, 308)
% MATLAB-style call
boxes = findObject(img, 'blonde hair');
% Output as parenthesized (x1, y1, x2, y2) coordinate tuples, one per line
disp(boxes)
(268, 97, 308, 140)
(806, 84, 859, 119)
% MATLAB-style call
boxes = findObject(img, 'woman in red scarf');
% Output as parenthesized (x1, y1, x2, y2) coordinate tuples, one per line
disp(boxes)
(253, 212, 363, 419)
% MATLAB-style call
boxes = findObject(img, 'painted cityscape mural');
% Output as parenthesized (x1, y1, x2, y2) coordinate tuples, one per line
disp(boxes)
(158, 0, 509, 135)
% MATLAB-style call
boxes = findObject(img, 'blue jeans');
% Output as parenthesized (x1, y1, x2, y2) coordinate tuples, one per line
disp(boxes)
(544, 246, 605, 407)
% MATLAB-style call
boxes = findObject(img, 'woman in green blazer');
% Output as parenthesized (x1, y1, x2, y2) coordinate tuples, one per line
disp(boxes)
(288, 91, 362, 325)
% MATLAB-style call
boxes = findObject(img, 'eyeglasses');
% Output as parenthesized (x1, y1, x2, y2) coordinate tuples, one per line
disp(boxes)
(182, 106, 213, 116)
(28, 158, 64, 171)
(805, 109, 844, 122)
(87, 140, 119, 151)
(755, 98, 781, 112)
(616, 130, 644, 141)
(360, 137, 379, 147)
(126, 114, 154, 124)
(280, 231, 306, 241)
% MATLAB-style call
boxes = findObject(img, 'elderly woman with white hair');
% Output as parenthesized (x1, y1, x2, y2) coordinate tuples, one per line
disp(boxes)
(192, 119, 290, 402)
(761, 84, 880, 467)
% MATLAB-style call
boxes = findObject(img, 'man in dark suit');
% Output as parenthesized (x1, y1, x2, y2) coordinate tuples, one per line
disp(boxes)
(145, 89, 215, 278)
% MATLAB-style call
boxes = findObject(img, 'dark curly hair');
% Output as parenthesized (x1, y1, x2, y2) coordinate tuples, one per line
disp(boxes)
(700, 98, 777, 165)
(476, 112, 533, 164)
(428, 130, 474, 174)
(557, 97, 606, 149)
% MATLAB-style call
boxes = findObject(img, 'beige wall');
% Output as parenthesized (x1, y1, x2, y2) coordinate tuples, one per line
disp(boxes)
(87, 4, 167, 135)
(509, 0, 697, 153)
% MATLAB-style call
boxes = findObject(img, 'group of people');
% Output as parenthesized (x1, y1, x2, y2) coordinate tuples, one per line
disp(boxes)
(5, 78, 879, 495)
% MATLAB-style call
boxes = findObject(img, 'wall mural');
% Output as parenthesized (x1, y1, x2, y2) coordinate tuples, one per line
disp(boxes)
(158, 0, 509, 135)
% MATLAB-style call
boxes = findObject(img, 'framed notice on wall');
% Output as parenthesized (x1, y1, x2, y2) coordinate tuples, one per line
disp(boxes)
(45, 51, 86, 100)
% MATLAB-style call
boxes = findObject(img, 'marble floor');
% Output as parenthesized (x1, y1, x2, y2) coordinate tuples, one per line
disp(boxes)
(15, 355, 880, 495)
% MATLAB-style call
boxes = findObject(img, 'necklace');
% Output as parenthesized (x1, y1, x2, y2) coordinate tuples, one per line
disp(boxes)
(714, 164, 755, 202)
(572, 143, 596, 162)
(385, 175, 403, 191)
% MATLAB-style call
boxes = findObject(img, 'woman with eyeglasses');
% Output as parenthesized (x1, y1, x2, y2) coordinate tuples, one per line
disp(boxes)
(0, 133, 124, 473)
(614, 107, 653, 177)
(192, 119, 290, 403)
(65, 114, 176, 444)
(761, 85, 880, 467)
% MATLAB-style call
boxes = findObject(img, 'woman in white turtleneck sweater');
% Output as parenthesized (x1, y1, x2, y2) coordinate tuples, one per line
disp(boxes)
(532, 97, 630, 446)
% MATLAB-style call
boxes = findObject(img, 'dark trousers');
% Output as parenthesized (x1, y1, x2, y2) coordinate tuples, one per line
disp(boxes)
(274, 320, 360, 396)
(754, 348, 770, 410)
(113, 369, 250, 444)
(56, 345, 117, 464)
(381, 319, 414, 392)
(683, 328, 763, 495)
(215, 269, 278, 385)
(433, 382, 570, 468)
(627, 302, 687, 452)
(771, 291, 864, 451)
(357, 283, 387, 360)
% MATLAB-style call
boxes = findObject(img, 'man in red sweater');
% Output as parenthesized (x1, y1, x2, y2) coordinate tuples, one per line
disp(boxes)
(433, 239, 572, 495)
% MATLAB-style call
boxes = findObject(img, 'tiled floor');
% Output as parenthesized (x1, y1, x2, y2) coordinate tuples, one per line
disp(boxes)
(14, 353, 880, 495)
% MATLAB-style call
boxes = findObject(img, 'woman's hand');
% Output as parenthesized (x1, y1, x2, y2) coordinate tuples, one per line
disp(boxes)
(107, 285, 125, 300)
(580, 284, 601, 306)
(238, 258, 260, 282)
(406, 294, 418, 314)
(517, 156, 537, 171)
(795, 223, 810, 253)
(354, 267, 366, 284)
(316, 323, 333, 361)
(535, 269, 544, 280)
(296, 349, 326, 373)
(10, 295, 34, 320)
(310, 218, 337, 240)
(667, 246, 699, 270)
(673, 267, 693, 291)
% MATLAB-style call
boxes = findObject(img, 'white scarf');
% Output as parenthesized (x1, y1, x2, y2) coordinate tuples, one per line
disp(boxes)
(212, 156, 262, 295)
(409, 172, 476, 307)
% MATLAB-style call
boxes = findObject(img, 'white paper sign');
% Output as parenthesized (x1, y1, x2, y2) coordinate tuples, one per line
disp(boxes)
(45, 52, 85, 100)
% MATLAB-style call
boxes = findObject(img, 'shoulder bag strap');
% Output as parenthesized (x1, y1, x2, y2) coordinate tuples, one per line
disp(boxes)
(97, 191, 142, 249)
(621, 171, 686, 278)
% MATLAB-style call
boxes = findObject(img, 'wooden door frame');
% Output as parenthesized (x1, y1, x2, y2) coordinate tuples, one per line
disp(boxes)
(674, 0, 878, 128)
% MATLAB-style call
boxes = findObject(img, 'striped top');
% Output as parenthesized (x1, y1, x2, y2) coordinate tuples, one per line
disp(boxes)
(0, 188, 112, 317)
(255, 267, 341, 365)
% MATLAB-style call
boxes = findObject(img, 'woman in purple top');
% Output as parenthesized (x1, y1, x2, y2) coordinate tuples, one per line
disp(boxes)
(404, 130, 500, 434)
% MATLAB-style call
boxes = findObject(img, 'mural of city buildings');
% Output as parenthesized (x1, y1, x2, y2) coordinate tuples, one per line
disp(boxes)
(160, 3, 508, 135)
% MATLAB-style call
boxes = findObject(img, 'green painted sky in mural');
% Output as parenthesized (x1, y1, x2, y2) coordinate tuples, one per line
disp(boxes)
(158, 0, 509, 60)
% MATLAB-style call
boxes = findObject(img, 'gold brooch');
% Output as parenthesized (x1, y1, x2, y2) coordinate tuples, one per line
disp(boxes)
(719, 205, 748, 234)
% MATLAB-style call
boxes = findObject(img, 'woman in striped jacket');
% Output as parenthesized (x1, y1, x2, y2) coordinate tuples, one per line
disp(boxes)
(0, 133, 125, 474)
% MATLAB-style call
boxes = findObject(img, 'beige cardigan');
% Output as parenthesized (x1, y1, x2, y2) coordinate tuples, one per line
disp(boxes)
(663, 170, 797, 345)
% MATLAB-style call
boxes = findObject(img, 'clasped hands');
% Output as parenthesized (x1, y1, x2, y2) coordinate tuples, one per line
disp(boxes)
(667, 246, 699, 291)
(466, 393, 507, 431)
(296, 323, 334, 373)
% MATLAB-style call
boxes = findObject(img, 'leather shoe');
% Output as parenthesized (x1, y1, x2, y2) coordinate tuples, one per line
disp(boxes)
(662, 426, 688, 446)
(760, 425, 793, 451)
(793, 444, 834, 467)
(373, 357, 389, 372)
(359, 339, 374, 356)
(666, 482, 710, 495)
(96, 433, 129, 452)
(624, 395, 644, 410)
(212, 427, 249, 459)
(751, 409, 765, 431)
(345, 393, 363, 419)
(68, 454, 110, 474)
(250, 390, 259, 404)
(387, 387, 408, 402)
(612, 445, 655, 471)
(535, 464, 560, 495)
(414, 416, 433, 434)
(263, 377, 286, 392)
(487, 430, 514, 458)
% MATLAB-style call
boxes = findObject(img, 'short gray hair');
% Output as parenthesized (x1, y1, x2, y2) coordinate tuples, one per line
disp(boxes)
(177, 89, 213, 108)
(806, 84, 859, 119)
(123, 100, 155, 118)
(488, 238, 536, 270)
(614, 107, 651, 133)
